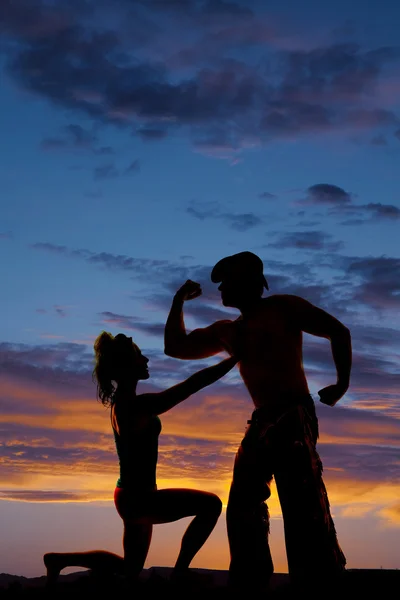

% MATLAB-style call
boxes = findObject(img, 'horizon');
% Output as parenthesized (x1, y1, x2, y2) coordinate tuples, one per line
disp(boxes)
(1, 0, 399, 579)
(2, 564, 399, 581)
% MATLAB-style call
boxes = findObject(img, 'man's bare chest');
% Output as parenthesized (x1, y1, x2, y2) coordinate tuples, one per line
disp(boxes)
(221, 311, 292, 354)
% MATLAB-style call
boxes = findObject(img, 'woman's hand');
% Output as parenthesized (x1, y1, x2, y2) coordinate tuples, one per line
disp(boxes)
(223, 354, 240, 367)
(220, 339, 241, 361)
(175, 280, 202, 302)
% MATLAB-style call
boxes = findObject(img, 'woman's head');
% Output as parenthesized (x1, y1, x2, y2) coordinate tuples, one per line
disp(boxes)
(93, 331, 149, 406)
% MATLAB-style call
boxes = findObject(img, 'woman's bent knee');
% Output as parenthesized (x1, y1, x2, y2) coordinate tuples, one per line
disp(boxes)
(206, 493, 223, 516)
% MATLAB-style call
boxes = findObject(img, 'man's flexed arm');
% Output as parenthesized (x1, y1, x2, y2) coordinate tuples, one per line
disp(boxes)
(282, 295, 352, 406)
(164, 280, 200, 357)
(164, 280, 230, 360)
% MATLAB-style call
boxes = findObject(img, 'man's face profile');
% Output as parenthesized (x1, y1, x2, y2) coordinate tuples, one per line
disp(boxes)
(218, 275, 247, 307)
(218, 272, 265, 308)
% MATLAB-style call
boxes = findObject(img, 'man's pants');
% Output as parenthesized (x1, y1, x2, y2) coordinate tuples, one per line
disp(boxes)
(226, 396, 346, 589)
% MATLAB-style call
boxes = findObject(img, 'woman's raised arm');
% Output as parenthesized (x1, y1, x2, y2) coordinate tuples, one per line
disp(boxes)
(136, 355, 238, 415)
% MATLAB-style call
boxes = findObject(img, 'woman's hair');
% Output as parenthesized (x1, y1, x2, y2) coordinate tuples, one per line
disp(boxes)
(93, 331, 133, 407)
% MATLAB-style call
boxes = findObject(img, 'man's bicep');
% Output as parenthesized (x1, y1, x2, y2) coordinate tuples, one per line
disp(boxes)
(176, 322, 228, 359)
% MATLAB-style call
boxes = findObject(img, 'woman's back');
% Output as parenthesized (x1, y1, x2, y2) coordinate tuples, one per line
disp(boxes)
(112, 401, 162, 492)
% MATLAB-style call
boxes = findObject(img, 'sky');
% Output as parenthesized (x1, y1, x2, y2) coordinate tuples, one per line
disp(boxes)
(0, 0, 399, 579)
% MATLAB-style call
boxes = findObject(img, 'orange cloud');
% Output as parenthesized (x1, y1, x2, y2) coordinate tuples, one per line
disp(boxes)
(379, 503, 400, 526)
(1, 371, 399, 530)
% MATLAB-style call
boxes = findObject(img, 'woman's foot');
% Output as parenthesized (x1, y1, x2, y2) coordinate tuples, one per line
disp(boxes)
(43, 553, 64, 587)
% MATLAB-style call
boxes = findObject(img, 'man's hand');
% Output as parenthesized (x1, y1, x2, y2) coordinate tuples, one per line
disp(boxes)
(175, 280, 202, 302)
(318, 383, 348, 407)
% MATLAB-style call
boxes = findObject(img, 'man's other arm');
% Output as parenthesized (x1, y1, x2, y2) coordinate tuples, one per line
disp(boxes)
(282, 295, 352, 406)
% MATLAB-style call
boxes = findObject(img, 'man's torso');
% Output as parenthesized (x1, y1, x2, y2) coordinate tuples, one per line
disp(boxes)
(216, 295, 310, 412)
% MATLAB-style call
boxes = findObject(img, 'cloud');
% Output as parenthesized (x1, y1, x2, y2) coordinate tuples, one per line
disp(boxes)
(28, 238, 400, 372)
(1, 339, 399, 519)
(191, 128, 260, 162)
(200, 0, 254, 18)
(0, 339, 246, 492)
(136, 127, 168, 141)
(343, 255, 400, 311)
(93, 163, 119, 180)
(0, 0, 73, 39)
(222, 213, 263, 231)
(371, 134, 388, 146)
(380, 503, 400, 526)
(192, 139, 242, 162)
(92, 159, 140, 179)
(0, 490, 107, 503)
(187, 201, 263, 231)
(0, 340, 93, 375)
(54, 305, 68, 318)
(133, 0, 253, 19)
(267, 230, 343, 252)
(301, 184, 400, 224)
(339, 203, 400, 224)
(40, 123, 113, 155)
(99, 311, 143, 331)
(1, 247, 399, 520)
(29, 238, 400, 343)
(318, 442, 400, 486)
(306, 184, 353, 205)
(259, 191, 277, 200)
(296, 220, 321, 227)
(186, 202, 219, 221)
(361, 203, 400, 219)
(2, 1, 399, 158)
(99, 311, 165, 337)
(31, 242, 193, 286)
(125, 159, 141, 174)
(29, 239, 400, 328)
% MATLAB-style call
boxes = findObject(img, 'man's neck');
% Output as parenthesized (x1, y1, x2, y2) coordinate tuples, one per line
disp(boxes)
(238, 296, 264, 318)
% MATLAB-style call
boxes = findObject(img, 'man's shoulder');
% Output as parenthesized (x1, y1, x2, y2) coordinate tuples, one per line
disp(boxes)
(262, 293, 306, 306)
(209, 317, 238, 330)
(205, 317, 243, 340)
(193, 318, 236, 336)
(261, 295, 314, 320)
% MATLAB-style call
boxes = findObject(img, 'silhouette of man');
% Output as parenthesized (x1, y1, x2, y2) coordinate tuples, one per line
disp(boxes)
(164, 251, 351, 592)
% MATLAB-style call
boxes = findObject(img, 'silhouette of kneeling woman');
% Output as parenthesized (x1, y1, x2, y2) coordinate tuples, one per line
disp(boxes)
(44, 331, 238, 586)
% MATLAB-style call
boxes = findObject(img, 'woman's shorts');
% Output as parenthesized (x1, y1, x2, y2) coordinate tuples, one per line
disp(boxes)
(114, 486, 157, 522)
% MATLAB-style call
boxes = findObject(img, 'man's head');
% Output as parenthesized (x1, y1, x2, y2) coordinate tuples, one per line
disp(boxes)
(211, 251, 268, 308)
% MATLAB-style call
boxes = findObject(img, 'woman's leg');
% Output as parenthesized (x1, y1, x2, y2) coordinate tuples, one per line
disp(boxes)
(43, 550, 124, 586)
(141, 488, 222, 575)
(122, 521, 153, 584)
